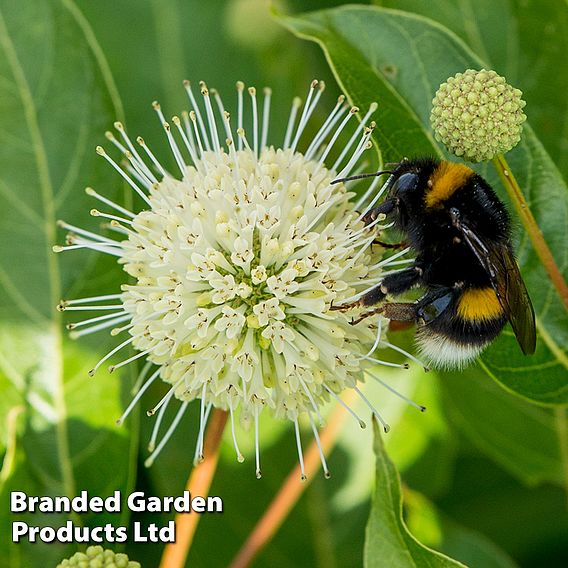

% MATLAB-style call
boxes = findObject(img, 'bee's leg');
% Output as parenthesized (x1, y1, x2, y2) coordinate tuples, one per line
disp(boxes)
(360, 266, 423, 306)
(352, 287, 454, 326)
(332, 265, 422, 313)
(351, 302, 418, 325)
(373, 239, 407, 249)
(362, 198, 397, 225)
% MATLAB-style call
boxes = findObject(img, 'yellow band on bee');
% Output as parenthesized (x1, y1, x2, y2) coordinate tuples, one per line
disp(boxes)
(457, 287, 503, 321)
(425, 162, 474, 208)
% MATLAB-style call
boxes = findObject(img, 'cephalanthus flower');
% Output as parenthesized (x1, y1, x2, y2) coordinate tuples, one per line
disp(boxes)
(430, 68, 526, 162)
(57, 545, 140, 567)
(56, 80, 424, 479)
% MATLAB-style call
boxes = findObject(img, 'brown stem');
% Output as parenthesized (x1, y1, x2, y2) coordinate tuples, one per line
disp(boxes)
(228, 392, 355, 568)
(493, 154, 568, 311)
(159, 408, 228, 568)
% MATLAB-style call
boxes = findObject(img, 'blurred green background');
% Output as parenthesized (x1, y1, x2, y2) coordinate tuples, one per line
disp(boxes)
(0, 1, 567, 567)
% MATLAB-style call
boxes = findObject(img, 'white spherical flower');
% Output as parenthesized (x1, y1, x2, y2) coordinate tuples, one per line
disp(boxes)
(56, 80, 421, 479)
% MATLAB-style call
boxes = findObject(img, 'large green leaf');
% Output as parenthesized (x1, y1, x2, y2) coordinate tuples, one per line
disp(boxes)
(440, 368, 564, 487)
(278, 5, 568, 406)
(0, 0, 134, 565)
(404, 489, 518, 568)
(365, 421, 465, 568)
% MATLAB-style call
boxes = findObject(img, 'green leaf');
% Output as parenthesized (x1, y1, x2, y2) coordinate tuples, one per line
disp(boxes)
(404, 489, 518, 568)
(278, 5, 568, 405)
(440, 368, 565, 487)
(365, 421, 465, 568)
(334, 362, 454, 511)
(0, 0, 134, 564)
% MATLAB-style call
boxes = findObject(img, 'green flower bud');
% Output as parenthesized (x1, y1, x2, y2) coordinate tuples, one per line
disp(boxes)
(430, 68, 526, 162)
(57, 546, 140, 568)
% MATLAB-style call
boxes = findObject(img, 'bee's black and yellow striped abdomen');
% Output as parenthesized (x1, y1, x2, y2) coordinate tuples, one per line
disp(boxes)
(456, 287, 504, 322)
(417, 286, 507, 369)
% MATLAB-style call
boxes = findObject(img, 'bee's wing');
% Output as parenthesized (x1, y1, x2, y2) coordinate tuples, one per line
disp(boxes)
(457, 219, 536, 355)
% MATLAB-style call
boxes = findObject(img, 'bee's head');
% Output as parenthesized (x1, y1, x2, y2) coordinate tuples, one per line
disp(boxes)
(387, 158, 427, 199)
(330, 157, 438, 227)
(384, 158, 438, 226)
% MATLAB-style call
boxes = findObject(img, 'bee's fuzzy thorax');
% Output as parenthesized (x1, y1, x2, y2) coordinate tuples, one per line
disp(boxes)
(425, 161, 475, 209)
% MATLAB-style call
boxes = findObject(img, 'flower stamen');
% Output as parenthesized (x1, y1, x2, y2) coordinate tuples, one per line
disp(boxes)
(117, 367, 161, 426)
(184, 80, 211, 151)
(353, 385, 390, 433)
(309, 412, 330, 479)
(293, 418, 307, 481)
(145, 401, 190, 467)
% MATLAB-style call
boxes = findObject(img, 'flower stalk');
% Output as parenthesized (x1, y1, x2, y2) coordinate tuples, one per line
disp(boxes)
(492, 154, 568, 311)
(159, 409, 228, 568)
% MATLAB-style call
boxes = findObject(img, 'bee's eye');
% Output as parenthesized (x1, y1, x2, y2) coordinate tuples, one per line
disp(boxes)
(391, 172, 418, 195)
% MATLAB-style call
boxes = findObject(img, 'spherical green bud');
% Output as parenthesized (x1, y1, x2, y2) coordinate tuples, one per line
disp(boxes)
(430, 68, 527, 162)
(57, 548, 140, 568)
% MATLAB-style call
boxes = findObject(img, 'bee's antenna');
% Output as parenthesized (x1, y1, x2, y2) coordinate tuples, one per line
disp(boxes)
(330, 170, 393, 185)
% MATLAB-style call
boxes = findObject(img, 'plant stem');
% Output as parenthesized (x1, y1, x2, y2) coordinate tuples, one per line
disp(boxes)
(554, 406, 568, 508)
(492, 154, 568, 311)
(159, 408, 228, 568)
(228, 392, 354, 568)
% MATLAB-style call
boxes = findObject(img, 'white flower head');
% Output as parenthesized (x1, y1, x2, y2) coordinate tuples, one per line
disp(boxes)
(56, 80, 421, 479)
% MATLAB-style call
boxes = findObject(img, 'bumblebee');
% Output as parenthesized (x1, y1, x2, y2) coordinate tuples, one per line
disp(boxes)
(334, 158, 536, 369)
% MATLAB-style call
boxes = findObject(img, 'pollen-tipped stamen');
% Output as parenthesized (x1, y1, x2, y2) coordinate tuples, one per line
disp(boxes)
(236, 81, 245, 150)
(96, 146, 152, 206)
(367, 370, 425, 412)
(69, 314, 130, 339)
(261, 87, 271, 150)
(108, 347, 151, 374)
(146, 375, 186, 417)
(172, 115, 200, 167)
(254, 405, 261, 479)
(194, 384, 208, 464)
(148, 385, 175, 452)
(248, 87, 259, 158)
(308, 412, 330, 478)
(136, 137, 167, 178)
(290, 79, 322, 153)
(66, 310, 128, 331)
(117, 368, 161, 425)
(324, 385, 366, 429)
(184, 80, 211, 151)
(284, 96, 302, 149)
(145, 401, 189, 467)
(200, 82, 222, 154)
(331, 102, 378, 173)
(381, 340, 429, 371)
(228, 398, 245, 463)
(89, 336, 136, 377)
(294, 418, 307, 481)
(316, 106, 359, 169)
(353, 385, 390, 433)
(113, 121, 156, 181)
(305, 95, 347, 160)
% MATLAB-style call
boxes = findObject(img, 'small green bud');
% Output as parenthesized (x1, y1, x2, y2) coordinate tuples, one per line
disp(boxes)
(430, 68, 526, 162)
(57, 547, 141, 568)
